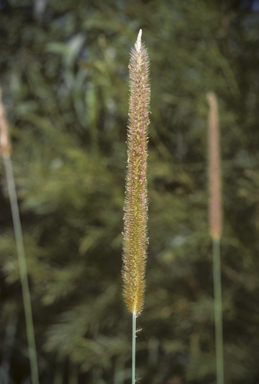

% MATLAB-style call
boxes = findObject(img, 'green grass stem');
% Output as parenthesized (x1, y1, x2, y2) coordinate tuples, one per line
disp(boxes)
(3, 154, 39, 384)
(132, 312, 136, 384)
(212, 238, 224, 384)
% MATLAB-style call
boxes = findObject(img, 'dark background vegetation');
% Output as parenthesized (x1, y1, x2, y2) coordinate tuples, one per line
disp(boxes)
(0, 0, 259, 383)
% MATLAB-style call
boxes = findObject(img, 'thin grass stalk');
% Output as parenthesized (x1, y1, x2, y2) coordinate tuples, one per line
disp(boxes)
(0, 89, 39, 384)
(122, 30, 150, 384)
(207, 92, 224, 384)
(132, 312, 136, 384)
(212, 238, 224, 384)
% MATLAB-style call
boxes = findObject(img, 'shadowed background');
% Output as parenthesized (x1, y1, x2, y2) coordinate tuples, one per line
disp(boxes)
(0, 0, 259, 383)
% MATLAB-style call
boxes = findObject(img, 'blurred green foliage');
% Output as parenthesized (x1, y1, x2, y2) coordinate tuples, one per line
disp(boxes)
(0, 0, 259, 383)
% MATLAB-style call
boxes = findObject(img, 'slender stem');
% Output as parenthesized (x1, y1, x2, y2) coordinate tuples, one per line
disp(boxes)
(132, 312, 136, 384)
(212, 237, 224, 384)
(3, 155, 39, 384)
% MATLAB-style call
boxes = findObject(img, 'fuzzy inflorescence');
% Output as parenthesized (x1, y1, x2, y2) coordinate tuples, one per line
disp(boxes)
(122, 30, 150, 316)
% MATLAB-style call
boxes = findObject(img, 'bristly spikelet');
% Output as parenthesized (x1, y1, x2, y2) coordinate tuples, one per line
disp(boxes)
(122, 30, 150, 316)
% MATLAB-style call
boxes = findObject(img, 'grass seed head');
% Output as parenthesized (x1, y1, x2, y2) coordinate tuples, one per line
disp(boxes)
(122, 30, 150, 316)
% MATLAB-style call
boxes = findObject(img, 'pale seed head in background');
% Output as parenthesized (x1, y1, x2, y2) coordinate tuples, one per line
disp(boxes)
(0, 88, 11, 157)
(207, 92, 222, 240)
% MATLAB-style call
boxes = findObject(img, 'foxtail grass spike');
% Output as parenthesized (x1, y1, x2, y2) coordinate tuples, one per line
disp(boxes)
(207, 91, 224, 384)
(122, 29, 150, 316)
(0, 89, 40, 384)
(207, 92, 222, 240)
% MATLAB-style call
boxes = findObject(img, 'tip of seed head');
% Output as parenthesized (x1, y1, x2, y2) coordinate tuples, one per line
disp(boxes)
(135, 29, 142, 52)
